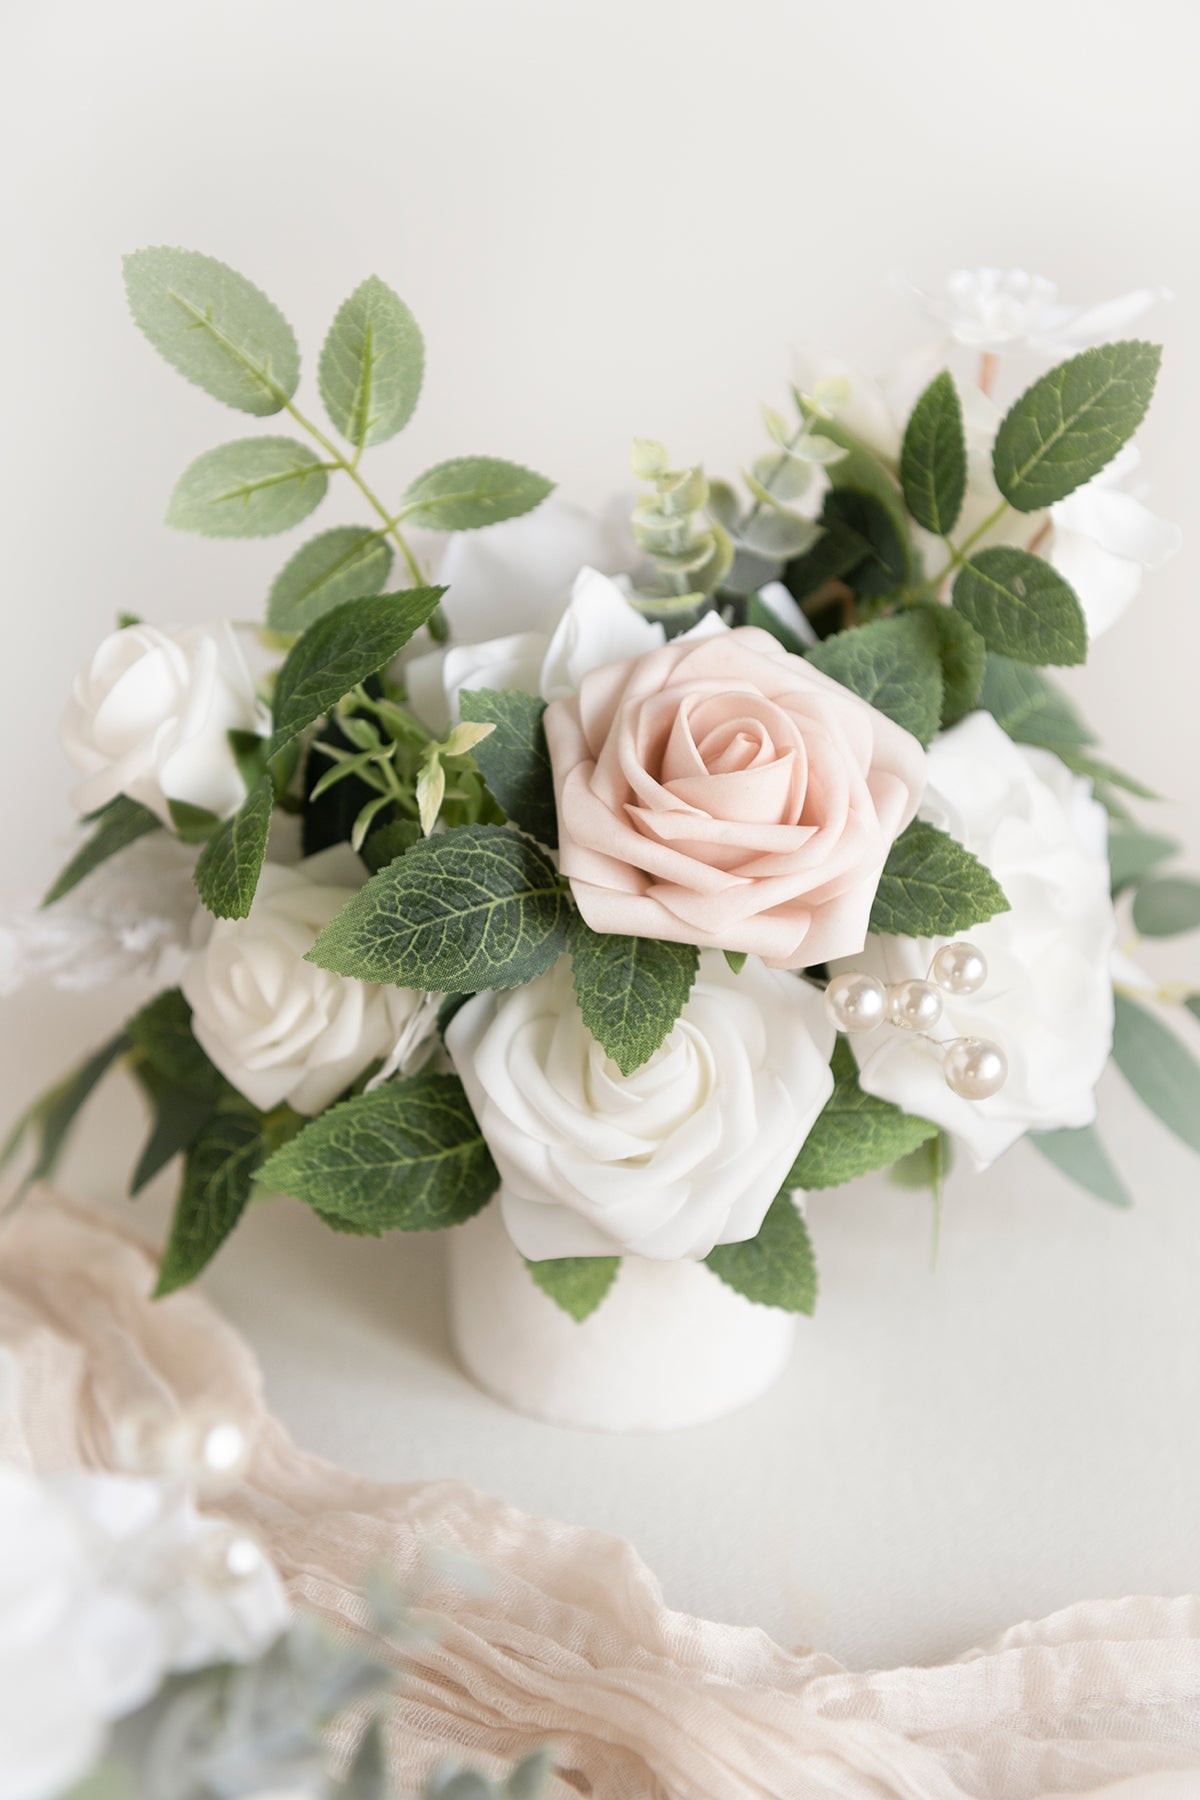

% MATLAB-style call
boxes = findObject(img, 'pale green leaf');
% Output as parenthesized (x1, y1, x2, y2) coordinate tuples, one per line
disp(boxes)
(869, 820, 1010, 938)
(1028, 1125, 1133, 1208)
(705, 1192, 817, 1314)
(318, 275, 425, 448)
(307, 823, 568, 991)
(399, 457, 554, 531)
(1132, 877, 1200, 938)
(1111, 992, 1200, 1155)
(978, 655, 1094, 750)
(787, 1039, 937, 1190)
(166, 437, 328, 538)
(266, 527, 393, 630)
(567, 915, 698, 1076)
(1108, 826, 1179, 895)
(458, 688, 558, 847)
(122, 246, 299, 414)
(900, 370, 967, 535)
(993, 341, 1162, 511)
(525, 1255, 621, 1321)
(806, 612, 942, 746)
(41, 796, 161, 907)
(952, 547, 1087, 666)
(258, 1073, 498, 1232)
(193, 775, 273, 919)
(1, 1032, 130, 1189)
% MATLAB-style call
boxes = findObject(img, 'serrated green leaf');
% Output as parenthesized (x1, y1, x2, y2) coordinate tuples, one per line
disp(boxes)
(953, 547, 1087, 666)
(806, 612, 942, 746)
(193, 775, 273, 919)
(787, 1039, 936, 1189)
(1132, 877, 1200, 938)
(819, 486, 911, 597)
(888, 1131, 954, 1192)
(1, 1032, 130, 1189)
(458, 688, 558, 847)
(155, 1109, 264, 1295)
(993, 341, 1162, 511)
(318, 275, 424, 449)
(912, 602, 986, 728)
(1028, 1124, 1132, 1208)
(307, 824, 568, 991)
(166, 437, 328, 538)
(122, 246, 299, 415)
(266, 527, 393, 630)
(399, 457, 554, 531)
(125, 988, 227, 1099)
(1112, 992, 1200, 1155)
(269, 587, 445, 759)
(361, 818, 421, 874)
(130, 1066, 216, 1195)
(705, 1191, 817, 1314)
(869, 819, 1010, 937)
(978, 655, 1094, 750)
(41, 796, 161, 907)
(1108, 826, 1180, 895)
(900, 370, 966, 535)
(567, 915, 698, 1076)
(257, 1072, 498, 1231)
(525, 1254, 621, 1321)
(1057, 751, 1159, 799)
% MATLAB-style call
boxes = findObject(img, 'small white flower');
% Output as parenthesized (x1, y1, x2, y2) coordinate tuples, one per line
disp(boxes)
(182, 846, 434, 1115)
(446, 952, 835, 1261)
(62, 621, 269, 825)
(835, 713, 1117, 1170)
(903, 267, 1168, 353)
(0, 1462, 287, 1800)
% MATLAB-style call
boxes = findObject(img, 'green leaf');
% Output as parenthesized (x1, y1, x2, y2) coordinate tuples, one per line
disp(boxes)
(458, 688, 558, 847)
(257, 1072, 498, 1231)
(361, 818, 421, 875)
(705, 1191, 817, 1314)
(819, 487, 911, 597)
(1132, 877, 1200, 939)
(1028, 1125, 1132, 1208)
(125, 988, 227, 1098)
(122, 246, 299, 415)
(952, 547, 1087, 666)
(567, 916, 698, 1077)
(912, 602, 986, 729)
(745, 592, 807, 656)
(266, 527, 393, 631)
(900, 370, 967, 535)
(889, 1131, 954, 1192)
(318, 275, 424, 449)
(993, 340, 1162, 511)
(269, 587, 445, 759)
(806, 612, 942, 746)
(978, 655, 1094, 750)
(155, 1109, 264, 1295)
(166, 437, 328, 538)
(1108, 826, 1180, 896)
(1111, 992, 1200, 1155)
(1186, 996, 1200, 1028)
(166, 798, 222, 844)
(41, 796, 161, 907)
(399, 457, 554, 531)
(130, 1066, 216, 1195)
(1057, 751, 1159, 799)
(193, 776, 273, 920)
(870, 819, 1010, 938)
(525, 1255, 621, 1321)
(1, 1032, 130, 1189)
(724, 949, 748, 974)
(307, 824, 568, 991)
(787, 1039, 937, 1189)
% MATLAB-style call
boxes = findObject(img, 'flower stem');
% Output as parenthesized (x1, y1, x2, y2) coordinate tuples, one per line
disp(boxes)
(283, 399, 425, 586)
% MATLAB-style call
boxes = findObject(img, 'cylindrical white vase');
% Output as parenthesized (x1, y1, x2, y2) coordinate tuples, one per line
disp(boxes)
(447, 1200, 797, 1431)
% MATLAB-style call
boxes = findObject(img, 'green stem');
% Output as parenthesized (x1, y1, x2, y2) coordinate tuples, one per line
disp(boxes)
(283, 399, 425, 586)
(907, 499, 1012, 604)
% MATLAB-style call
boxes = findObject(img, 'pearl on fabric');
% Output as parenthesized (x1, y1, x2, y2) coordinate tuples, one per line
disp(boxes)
(111, 1404, 252, 1495)
(887, 979, 944, 1032)
(943, 1036, 1008, 1100)
(825, 971, 888, 1033)
(189, 1525, 268, 1591)
(931, 941, 988, 997)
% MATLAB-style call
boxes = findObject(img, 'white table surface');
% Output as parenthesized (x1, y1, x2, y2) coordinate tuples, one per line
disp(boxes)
(5, 975, 1198, 1674)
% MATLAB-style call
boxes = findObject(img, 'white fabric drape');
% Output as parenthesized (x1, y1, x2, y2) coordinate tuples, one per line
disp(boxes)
(1, 1191, 1197, 1800)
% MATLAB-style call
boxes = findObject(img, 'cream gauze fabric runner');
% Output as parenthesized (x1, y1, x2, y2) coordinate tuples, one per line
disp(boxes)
(1, 1192, 1198, 1800)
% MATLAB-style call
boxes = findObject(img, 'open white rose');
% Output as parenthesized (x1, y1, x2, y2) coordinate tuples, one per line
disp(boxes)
(61, 621, 269, 826)
(182, 846, 432, 1115)
(902, 267, 1167, 354)
(446, 952, 835, 1261)
(837, 712, 1116, 1169)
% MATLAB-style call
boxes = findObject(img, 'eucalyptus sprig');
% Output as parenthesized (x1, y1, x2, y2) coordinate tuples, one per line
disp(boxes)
(628, 437, 733, 627)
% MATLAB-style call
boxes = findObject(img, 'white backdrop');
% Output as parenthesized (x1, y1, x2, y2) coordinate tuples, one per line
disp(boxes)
(2, 0, 1199, 1668)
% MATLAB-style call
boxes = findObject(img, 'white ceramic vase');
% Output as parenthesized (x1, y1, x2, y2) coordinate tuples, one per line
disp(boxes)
(447, 1199, 797, 1431)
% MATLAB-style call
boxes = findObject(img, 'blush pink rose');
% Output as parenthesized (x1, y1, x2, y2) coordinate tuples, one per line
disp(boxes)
(543, 625, 926, 968)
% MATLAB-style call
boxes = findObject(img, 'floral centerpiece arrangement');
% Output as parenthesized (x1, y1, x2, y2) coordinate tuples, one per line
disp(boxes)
(6, 251, 1199, 1361)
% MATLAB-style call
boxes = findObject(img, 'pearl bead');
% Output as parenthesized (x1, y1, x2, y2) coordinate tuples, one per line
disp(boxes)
(825, 971, 888, 1033)
(931, 941, 988, 997)
(189, 1525, 267, 1591)
(111, 1404, 252, 1495)
(887, 978, 943, 1032)
(943, 1036, 1007, 1100)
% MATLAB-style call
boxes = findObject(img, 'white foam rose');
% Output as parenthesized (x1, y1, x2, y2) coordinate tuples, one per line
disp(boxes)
(61, 622, 269, 825)
(902, 266, 1167, 353)
(446, 952, 835, 1261)
(182, 846, 432, 1115)
(838, 712, 1116, 1169)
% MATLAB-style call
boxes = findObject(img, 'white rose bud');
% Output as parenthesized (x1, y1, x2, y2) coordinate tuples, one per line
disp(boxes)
(446, 952, 835, 1261)
(182, 848, 433, 1116)
(61, 621, 269, 825)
